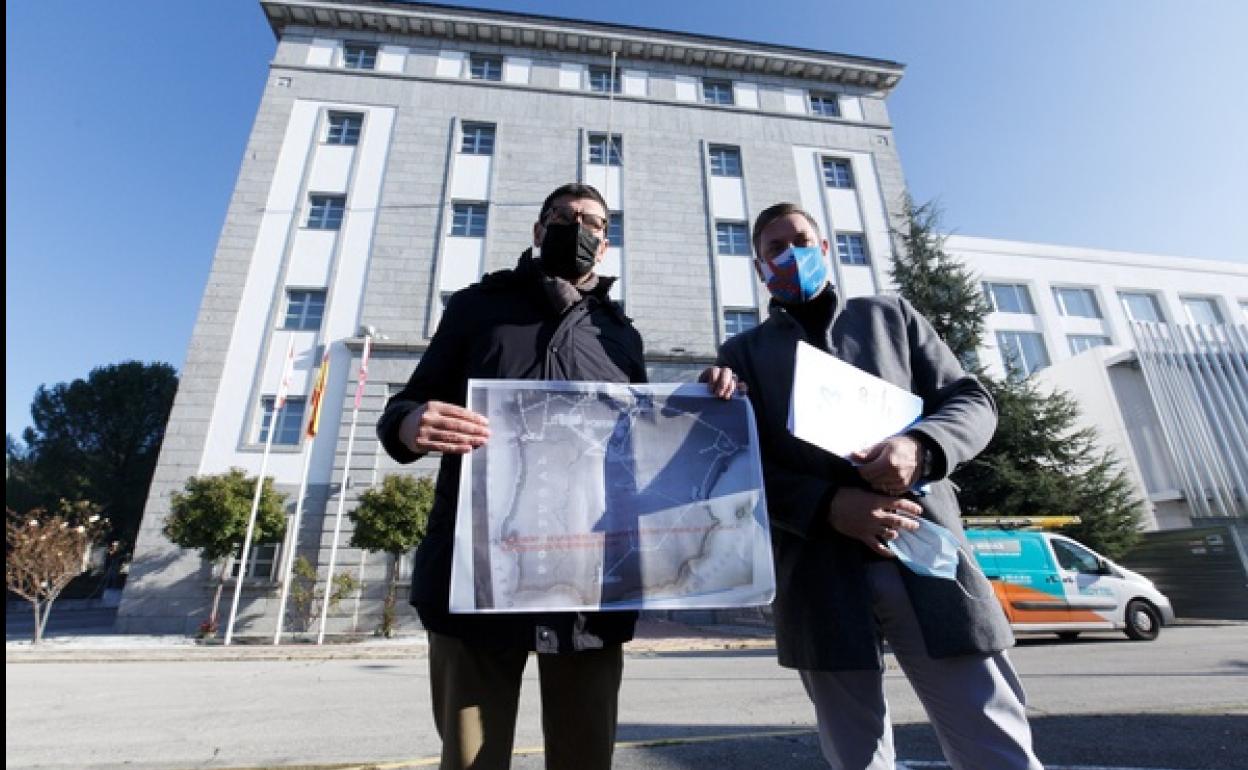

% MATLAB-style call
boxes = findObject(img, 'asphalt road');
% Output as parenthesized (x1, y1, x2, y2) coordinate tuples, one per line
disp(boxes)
(6, 624, 1247, 769)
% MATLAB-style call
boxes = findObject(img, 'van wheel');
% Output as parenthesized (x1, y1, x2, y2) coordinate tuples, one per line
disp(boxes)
(1124, 600, 1161, 641)
(1057, 631, 1080, 642)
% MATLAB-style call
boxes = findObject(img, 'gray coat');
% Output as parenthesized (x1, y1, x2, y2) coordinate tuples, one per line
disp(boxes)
(717, 289, 1013, 671)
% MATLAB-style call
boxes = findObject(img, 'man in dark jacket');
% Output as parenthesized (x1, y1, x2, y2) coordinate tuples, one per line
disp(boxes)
(704, 203, 1043, 770)
(377, 183, 645, 770)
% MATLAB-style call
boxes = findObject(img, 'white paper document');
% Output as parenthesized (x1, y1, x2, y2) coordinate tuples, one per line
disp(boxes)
(449, 380, 775, 614)
(787, 341, 924, 457)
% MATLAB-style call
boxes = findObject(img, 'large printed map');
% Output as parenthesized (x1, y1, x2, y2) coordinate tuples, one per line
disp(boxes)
(449, 381, 774, 613)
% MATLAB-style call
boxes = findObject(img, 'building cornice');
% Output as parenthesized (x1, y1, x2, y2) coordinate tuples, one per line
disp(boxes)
(261, 0, 904, 92)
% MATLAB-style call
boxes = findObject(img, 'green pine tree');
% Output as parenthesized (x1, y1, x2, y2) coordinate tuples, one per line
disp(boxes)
(890, 196, 1143, 557)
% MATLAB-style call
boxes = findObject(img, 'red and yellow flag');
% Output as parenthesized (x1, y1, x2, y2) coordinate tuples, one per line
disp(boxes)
(305, 352, 331, 437)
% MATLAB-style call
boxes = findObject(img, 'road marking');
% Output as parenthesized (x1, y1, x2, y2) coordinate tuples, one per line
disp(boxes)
(902, 764, 1193, 770)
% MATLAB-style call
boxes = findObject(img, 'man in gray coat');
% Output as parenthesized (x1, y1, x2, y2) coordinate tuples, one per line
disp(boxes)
(705, 202, 1043, 770)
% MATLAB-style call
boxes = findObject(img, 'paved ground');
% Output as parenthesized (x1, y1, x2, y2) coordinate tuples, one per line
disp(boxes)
(7, 613, 1247, 770)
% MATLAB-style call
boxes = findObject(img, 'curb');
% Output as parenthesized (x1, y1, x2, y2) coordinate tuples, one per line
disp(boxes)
(6, 630, 776, 664)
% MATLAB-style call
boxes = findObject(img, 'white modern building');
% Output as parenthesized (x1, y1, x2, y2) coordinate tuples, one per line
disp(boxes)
(950, 236, 1248, 530)
(117, 0, 1246, 635)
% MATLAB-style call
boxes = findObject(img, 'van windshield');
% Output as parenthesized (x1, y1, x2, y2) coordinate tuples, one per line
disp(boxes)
(1052, 539, 1102, 574)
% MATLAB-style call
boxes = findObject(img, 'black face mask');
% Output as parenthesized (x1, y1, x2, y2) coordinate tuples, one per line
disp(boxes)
(539, 222, 600, 281)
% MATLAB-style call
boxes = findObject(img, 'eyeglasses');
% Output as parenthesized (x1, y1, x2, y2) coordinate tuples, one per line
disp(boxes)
(544, 205, 607, 233)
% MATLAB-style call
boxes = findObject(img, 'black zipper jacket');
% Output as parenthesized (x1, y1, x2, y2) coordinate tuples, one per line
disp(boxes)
(377, 251, 646, 652)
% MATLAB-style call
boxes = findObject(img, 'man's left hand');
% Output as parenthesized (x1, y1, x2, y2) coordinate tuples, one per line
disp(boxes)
(851, 435, 922, 496)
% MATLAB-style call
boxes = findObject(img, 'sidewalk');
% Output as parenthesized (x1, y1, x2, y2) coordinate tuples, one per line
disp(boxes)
(5, 616, 776, 663)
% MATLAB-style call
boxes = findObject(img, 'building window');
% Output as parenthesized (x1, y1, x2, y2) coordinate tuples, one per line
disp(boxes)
(996, 331, 1050, 379)
(450, 202, 488, 237)
(306, 195, 346, 230)
(326, 112, 363, 146)
(821, 158, 854, 189)
(1119, 291, 1165, 323)
(470, 54, 502, 81)
(282, 289, 326, 331)
(460, 122, 496, 155)
(343, 43, 377, 70)
(1053, 286, 1102, 318)
(229, 542, 278, 580)
(588, 134, 622, 166)
(607, 212, 624, 246)
(1181, 296, 1223, 325)
(258, 396, 306, 445)
(588, 66, 619, 93)
(709, 145, 742, 177)
(702, 79, 734, 105)
(984, 282, 1036, 314)
(836, 233, 869, 265)
(716, 221, 751, 256)
(809, 92, 841, 117)
(724, 308, 758, 337)
(1068, 334, 1112, 355)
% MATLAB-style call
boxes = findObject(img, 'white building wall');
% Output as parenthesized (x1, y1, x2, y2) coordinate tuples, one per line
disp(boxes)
(199, 101, 395, 482)
(948, 236, 1248, 380)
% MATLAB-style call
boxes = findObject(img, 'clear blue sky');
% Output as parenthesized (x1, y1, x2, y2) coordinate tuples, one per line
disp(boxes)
(7, 0, 1246, 436)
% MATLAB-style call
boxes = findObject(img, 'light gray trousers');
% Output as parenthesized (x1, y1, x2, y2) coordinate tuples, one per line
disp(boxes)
(799, 561, 1044, 770)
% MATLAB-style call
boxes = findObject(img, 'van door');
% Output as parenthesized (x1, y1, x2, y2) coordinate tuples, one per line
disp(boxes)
(1048, 537, 1118, 628)
(993, 533, 1070, 624)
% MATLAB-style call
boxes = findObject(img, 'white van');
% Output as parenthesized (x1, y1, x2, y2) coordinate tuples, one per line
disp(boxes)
(967, 529, 1175, 641)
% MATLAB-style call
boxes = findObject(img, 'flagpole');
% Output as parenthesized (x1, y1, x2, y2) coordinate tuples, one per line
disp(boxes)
(225, 336, 295, 646)
(317, 331, 372, 644)
(273, 349, 331, 644)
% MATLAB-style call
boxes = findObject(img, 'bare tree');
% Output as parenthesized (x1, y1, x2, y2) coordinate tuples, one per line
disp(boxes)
(6, 501, 109, 643)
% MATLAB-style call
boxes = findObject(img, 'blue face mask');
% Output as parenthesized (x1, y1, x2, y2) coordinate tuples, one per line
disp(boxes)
(887, 517, 961, 580)
(758, 245, 829, 304)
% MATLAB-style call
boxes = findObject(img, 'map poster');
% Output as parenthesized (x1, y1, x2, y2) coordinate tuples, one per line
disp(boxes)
(448, 380, 775, 613)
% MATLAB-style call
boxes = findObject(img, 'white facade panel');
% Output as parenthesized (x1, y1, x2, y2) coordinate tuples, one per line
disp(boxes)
(719, 255, 758, 308)
(621, 69, 647, 96)
(841, 95, 864, 121)
(583, 165, 622, 210)
(503, 56, 531, 84)
(439, 238, 486, 291)
(674, 76, 697, 102)
(559, 62, 584, 89)
(450, 154, 493, 201)
(792, 148, 832, 240)
(307, 145, 354, 194)
(308, 38, 336, 67)
(287, 230, 337, 286)
(710, 177, 747, 221)
(734, 82, 760, 109)
(824, 189, 863, 232)
(201, 100, 320, 472)
(435, 50, 466, 78)
(601, 247, 623, 301)
(259, 331, 317, 396)
(200, 102, 395, 480)
(839, 265, 877, 299)
(377, 45, 407, 73)
(847, 154, 893, 290)
(783, 88, 806, 114)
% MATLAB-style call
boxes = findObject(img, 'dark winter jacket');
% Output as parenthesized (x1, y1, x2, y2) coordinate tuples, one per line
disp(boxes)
(377, 251, 646, 653)
(717, 288, 1014, 671)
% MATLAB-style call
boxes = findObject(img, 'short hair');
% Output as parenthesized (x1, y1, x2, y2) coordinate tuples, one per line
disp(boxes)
(539, 183, 609, 222)
(751, 202, 821, 256)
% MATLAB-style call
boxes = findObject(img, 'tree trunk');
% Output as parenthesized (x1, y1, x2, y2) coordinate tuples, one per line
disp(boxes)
(29, 598, 42, 644)
(209, 560, 227, 627)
